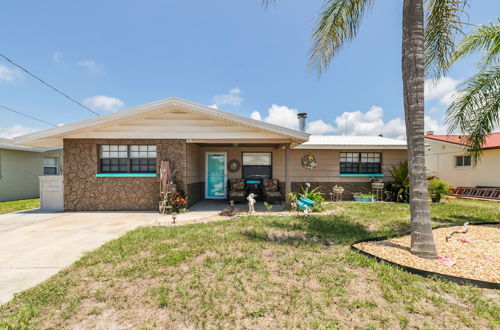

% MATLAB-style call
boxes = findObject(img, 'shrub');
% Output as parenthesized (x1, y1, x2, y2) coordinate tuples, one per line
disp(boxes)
(299, 184, 325, 212)
(384, 161, 410, 203)
(428, 179, 453, 203)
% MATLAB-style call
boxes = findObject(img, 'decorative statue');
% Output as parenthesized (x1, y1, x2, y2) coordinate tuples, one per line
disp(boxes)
(247, 193, 256, 214)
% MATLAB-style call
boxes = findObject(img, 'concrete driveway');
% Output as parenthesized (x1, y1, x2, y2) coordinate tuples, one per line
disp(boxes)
(0, 210, 161, 305)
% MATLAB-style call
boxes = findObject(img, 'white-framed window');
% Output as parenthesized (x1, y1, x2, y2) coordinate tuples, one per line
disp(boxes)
(99, 145, 157, 173)
(455, 155, 472, 168)
(43, 157, 58, 175)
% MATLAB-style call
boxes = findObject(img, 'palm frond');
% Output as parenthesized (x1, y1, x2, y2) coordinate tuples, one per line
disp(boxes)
(424, 0, 469, 77)
(452, 22, 500, 70)
(446, 67, 500, 163)
(261, 0, 276, 9)
(308, 0, 374, 76)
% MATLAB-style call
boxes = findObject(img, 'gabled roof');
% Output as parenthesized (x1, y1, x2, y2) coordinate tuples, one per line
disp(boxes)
(14, 98, 310, 148)
(296, 135, 407, 149)
(0, 138, 61, 152)
(425, 132, 500, 150)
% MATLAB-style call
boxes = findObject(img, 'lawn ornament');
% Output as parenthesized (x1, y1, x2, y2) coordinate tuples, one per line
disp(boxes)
(445, 222, 469, 242)
(247, 193, 256, 214)
(437, 255, 456, 267)
(457, 237, 473, 243)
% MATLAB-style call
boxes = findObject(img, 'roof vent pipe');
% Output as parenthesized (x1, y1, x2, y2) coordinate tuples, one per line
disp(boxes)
(297, 113, 307, 132)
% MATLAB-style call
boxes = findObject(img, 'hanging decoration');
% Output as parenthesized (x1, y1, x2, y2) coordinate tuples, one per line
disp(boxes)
(228, 159, 241, 173)
(301, 154, 318, 170)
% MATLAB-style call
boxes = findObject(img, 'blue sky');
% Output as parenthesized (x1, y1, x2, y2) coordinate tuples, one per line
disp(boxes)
(0, 0, 498, 139)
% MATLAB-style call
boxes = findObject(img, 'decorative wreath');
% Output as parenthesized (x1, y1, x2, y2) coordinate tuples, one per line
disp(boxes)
(227, 159, 241, 173)
(301, 154, 318, 170)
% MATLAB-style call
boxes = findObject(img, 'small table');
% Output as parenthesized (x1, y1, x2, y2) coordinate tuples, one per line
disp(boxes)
(245, 179, 262, 201)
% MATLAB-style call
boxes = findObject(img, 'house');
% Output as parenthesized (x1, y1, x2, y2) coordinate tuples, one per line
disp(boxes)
(0, 138, 63, 202)
(15, 98, 407, 210)
(425, 132, 500, 188)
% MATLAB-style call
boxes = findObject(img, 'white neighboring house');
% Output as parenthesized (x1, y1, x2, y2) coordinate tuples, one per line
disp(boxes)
(0, 138, 63, 202)
(424, 132, 500, 188)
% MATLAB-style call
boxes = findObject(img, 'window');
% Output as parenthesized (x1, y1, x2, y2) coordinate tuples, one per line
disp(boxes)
(340, 152, 381, 174)
(99, 145, 157, 173)
(455, 155, 471, 168)
(43, 157, 58, 175)
(242, 152, 272, 179)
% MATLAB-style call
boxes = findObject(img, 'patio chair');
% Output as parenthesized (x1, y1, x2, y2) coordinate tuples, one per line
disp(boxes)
(263, 179, 282, 204)
(228, 179, 246, 203)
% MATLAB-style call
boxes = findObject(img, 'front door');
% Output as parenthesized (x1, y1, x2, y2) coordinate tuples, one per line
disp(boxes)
(205, 152, 227, 199)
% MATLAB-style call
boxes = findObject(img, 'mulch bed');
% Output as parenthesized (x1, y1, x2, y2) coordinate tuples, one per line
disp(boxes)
(353, 223, 500, 286)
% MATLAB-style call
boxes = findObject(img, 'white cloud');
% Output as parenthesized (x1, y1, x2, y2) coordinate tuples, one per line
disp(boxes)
(250, 111, 262, 121)
(0, 64, 23, 84)
(53, 51, 63, 63)
(251, 104, 299, 130)
(249, 103, 450, 140)
(424, 115, 447, 135)
(0, 125, 39, 138)
(425, 77, 462, 106)
(213, 88, 243, 107)
(307, 120, 335, 134)
(208, 104, 218, 109)
(77, 60, 104, 74)
(83, 95, 124, 112)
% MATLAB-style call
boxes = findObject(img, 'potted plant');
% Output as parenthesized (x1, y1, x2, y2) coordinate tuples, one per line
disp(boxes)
(371, 177, 384, 189)
(428, 179, 452, 203)
(333, 184, 344, 194)
(353, 193, 376, 202)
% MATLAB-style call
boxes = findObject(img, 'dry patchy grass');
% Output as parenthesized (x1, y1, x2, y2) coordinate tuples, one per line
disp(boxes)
(0, 200, 499, 329)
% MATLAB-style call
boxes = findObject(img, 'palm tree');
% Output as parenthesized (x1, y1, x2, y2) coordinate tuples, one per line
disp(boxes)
(263, 0, 469, 258)
(445, 22, 500, 163)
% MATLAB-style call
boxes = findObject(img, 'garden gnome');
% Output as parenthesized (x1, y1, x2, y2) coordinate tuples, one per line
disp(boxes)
(247, 193, 256, 214)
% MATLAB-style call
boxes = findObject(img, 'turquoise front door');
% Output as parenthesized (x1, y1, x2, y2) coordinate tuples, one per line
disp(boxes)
(205, 152, 227, 199)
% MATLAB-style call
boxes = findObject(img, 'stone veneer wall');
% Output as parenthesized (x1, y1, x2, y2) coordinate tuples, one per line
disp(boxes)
(64, 139, 187, 211)
(292, 182, 372, 201)
(186, 182, 204, 207)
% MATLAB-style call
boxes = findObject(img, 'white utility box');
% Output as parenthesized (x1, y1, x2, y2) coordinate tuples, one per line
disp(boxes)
(39, 176, 64, 211)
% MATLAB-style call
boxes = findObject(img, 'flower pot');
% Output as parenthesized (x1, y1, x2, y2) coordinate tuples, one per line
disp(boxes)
(354, 196, 375, 202)
(430, 193, 441, 203)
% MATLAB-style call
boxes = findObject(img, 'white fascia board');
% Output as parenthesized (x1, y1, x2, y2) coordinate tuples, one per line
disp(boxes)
(15, 97, 309, 147)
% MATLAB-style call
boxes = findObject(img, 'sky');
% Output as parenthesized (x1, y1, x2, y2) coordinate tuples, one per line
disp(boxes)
(0, 0, 498, 140)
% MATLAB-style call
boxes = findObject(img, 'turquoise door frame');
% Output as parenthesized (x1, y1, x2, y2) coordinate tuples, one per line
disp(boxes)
(205, 152, 227, 199)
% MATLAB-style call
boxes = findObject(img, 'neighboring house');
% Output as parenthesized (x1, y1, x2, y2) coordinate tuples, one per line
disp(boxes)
(0, 138, 63, 202)
(425, 132, 500, 188)
(15, 98, 407, 211)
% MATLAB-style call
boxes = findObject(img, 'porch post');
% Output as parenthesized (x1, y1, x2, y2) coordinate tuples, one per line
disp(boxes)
(285, 143, 291, 205)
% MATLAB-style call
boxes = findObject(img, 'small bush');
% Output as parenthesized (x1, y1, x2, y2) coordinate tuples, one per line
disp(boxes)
(428, 179, 453, 203)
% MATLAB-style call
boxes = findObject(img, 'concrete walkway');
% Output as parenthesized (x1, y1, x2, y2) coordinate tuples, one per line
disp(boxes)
(0, 205, 220, 305)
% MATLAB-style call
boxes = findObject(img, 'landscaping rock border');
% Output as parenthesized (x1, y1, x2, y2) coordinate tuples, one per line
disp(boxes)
(350, 222, 500, 289)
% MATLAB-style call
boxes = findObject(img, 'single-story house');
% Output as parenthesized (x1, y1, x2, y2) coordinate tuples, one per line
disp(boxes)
(0, 138, 63, 202)
(425, 132, 500, 188)
(15, 98, 407, 210)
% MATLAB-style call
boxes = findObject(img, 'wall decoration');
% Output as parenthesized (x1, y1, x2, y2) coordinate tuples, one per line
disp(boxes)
(301, 154, 318, 170)
(227, 159, 241, 173)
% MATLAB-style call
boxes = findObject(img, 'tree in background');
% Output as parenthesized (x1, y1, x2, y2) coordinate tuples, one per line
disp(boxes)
(263, 0, 471, 258)
(445, 22, 500, 163)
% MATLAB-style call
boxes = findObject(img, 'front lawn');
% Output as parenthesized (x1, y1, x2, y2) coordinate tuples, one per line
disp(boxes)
(1, 199, 499, 329)
(0, 198, 39, 215)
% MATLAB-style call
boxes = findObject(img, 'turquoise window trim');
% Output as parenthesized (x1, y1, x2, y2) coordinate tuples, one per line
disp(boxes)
(339, 173, 384, 177)
(96, 173, 157, 178)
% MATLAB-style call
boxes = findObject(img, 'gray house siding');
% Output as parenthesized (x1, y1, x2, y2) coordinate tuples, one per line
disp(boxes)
(0, 148, 63, 202)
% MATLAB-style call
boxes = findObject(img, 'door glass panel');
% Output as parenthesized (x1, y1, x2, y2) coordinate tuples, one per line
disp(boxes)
(207, 154, 226, 198)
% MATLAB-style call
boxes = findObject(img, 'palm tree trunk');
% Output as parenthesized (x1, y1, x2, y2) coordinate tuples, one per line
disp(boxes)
(402, 0, 437, 258)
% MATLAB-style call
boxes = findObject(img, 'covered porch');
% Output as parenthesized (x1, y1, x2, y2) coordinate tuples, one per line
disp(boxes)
(185, 139, 294, 206)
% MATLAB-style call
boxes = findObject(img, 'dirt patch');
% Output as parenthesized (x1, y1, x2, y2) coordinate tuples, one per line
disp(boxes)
(354, 224, 500, 283)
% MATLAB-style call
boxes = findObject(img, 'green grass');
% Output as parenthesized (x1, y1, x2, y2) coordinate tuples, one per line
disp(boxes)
(0, 198, 498, 329)
(0, 198, 39, 214)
